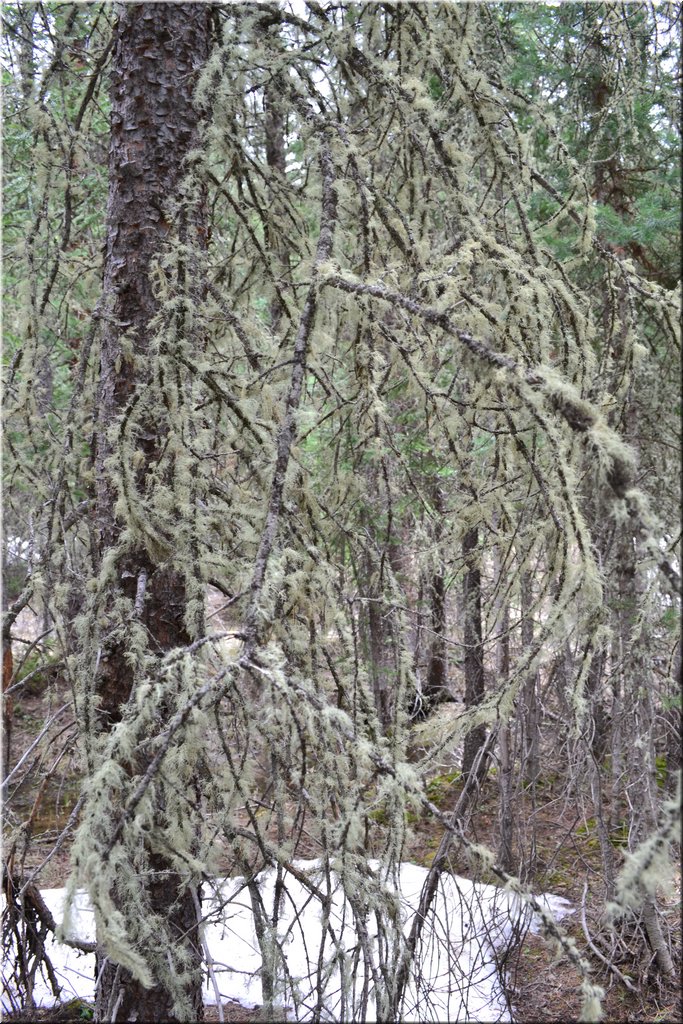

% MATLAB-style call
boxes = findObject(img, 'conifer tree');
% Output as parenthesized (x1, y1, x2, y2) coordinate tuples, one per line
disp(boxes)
(90, 6, 210, 1019)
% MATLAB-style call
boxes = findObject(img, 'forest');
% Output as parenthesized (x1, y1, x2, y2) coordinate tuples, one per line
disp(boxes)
(1, 3, 681, 1022)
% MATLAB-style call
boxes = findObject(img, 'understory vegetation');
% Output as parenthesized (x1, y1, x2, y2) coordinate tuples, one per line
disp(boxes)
(2, 3, 681, 1022)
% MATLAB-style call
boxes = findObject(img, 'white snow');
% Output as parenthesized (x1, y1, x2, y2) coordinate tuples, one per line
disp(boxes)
(2, 862, 573, 1022)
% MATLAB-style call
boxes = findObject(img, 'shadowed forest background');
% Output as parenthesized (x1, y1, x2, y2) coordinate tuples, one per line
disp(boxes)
(2, 3, 681, 1022)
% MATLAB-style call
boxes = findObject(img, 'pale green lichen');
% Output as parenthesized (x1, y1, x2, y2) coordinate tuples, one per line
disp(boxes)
(4, 4, 679, 1019)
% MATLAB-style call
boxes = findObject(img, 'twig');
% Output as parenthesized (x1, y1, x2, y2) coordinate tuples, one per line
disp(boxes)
(4, 867, 97, 956)
(580, 882, 637, 993)
(191, 885, 224, 1022)
(244, 137, 338, 643)
(3, 703, 71, 787)
(20, 795, 85, 896)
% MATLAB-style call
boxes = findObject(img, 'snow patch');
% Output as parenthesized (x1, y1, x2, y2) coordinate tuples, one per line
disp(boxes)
(2, 862, 573, 1022)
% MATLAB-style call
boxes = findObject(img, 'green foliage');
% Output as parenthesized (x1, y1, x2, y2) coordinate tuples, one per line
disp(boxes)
(654, 755, 669, 789)
(425, 769, 462, 807)
(659, 606, 679, 632)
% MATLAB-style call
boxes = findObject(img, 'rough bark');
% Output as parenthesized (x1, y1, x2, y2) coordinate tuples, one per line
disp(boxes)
(93, 5, 210, 1021)
(96, 2, 209, 553)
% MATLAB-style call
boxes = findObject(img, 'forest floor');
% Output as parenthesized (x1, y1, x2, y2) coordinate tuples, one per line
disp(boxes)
(4, 607, 681, 1024)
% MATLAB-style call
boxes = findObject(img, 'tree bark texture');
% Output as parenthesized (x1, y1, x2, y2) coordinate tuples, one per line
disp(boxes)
(496, 600, 514, 873)
(95, 2, 209, 718)
(461, 526, 486, 780)
(264, 65, 290, 335)
(422, 486, 449, 713)
(93, 5, 210, 1021)
(96, 2, 209, 550)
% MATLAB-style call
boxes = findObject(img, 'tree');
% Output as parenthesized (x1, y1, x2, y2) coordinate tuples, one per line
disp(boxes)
(499, 1, 681, 973)
(4, 3, 211, 1020)
(88, 6, 211, 1020)
(2, 4, 680, 1022)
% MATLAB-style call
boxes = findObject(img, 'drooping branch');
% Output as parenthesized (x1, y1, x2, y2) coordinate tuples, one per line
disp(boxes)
(245, 140, 338, 642)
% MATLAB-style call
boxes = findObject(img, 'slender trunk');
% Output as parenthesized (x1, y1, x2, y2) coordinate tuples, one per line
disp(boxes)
(517, 571, 539, 879)
(585, 626, 616, 897)
(425, 570, 447, 697)
(18, 4, 36, 102)
(1, 640, 12, 789)
(264, 68, 290, 336)
(586, 647, 610, 764)
(461, 526, 486, 779)
(608, 645, 625, 833)
(415, 487, 449, 718)
(520, 573, 540, 791)
(613, 533, 673, 977)
(641, 899, 676, 979)
(93, 6, 210, 1021)
(664, 652, 681, 795)
(367, 569, 392, 733)
(496, 598, 514, 872)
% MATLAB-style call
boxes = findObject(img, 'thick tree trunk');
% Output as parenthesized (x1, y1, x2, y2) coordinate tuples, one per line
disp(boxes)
(93, 5, 210, 1021)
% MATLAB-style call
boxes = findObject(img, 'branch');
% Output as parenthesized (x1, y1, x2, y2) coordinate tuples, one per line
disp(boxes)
(580, 883, 637, 993)
(394, 732, 497, 1007)
(4, 867, 97, 955)
(244, 139, 338, 642)
(324, 272, 637, 500)
(324, 273, 517, 371)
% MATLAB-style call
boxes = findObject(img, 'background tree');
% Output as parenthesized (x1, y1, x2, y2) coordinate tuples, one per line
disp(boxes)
(498, 0, 681, 973)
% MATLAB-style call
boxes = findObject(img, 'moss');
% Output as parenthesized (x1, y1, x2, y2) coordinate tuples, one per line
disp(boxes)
(608, 822, 630, 849)
(654, 755, 668, 789)
(576, 817, 630, 850)
(425, 769, 462, 807)
(575, 818, 600, 850)
(545, 867, 574, 890)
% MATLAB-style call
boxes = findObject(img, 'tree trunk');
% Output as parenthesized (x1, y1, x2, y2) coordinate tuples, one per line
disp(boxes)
(17, 3, 36, 102)
(264, 63, 290, 336)
(516, 571, 539, 878)
(461, 525, 486, 779)
(93, 5, 210, 1021)
(412, 487, 449, 719)
(496, 596, 514, 872)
